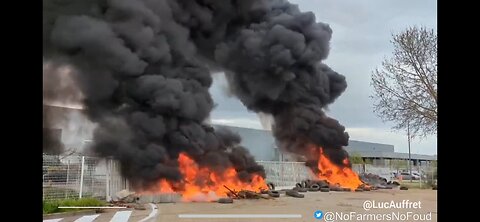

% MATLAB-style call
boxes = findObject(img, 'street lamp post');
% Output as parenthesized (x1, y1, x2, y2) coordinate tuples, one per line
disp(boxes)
(408, 122, 412, 182)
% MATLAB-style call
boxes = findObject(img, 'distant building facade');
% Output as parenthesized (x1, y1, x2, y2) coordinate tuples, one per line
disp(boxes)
(43, 104, 436, 166)
(216, 125, 436, 166)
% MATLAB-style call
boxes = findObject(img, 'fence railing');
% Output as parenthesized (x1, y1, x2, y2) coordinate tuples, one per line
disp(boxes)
(43, 155, 437, 201)
(257, 161, 314, 187)
(43, 155, 127, 201)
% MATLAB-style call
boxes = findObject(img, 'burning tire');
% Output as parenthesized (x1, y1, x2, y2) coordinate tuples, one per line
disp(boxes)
(268, 191, 280, 198)
(354, 188, 363, 192)
(218, 198, 234, 204)
(286, 190, 304, 198)
(320, 187, 330, 192)
(260, 190, 269, 194)
(317, 180, 329, 188)
(295, 183, 303, 188)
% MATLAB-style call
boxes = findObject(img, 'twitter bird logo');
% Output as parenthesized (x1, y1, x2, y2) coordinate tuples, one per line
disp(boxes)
(314, 210, 323, 220)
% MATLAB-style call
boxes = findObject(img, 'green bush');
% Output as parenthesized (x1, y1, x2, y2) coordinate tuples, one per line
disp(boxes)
(43, 201, 60, 214)
(43, 198, 106, 214)
(401, 181, 432, 189)
(349, 152, 364, 164)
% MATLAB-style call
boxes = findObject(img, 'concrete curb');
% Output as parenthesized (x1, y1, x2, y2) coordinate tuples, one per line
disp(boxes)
(43, 209, 98, 219)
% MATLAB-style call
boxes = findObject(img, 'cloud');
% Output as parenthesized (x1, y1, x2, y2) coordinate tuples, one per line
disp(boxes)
(210, 118, 264, 130)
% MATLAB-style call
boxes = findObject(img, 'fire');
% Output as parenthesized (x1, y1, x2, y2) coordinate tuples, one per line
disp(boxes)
(315, 147, 364, 190)
(154, 152, 267, 202)
(159, 179, 174, 193)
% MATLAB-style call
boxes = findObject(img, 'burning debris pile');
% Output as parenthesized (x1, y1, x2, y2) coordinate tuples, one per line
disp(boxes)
(305, 146, 366, 190)
(142, 152, 268, 202)
(44, 0, 364, 201)
(294, 179, 367, 192)
(294, 175, 399, 193)
(359, 173, 400, 189)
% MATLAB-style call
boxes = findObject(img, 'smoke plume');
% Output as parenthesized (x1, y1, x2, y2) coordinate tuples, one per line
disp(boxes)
(43, 105, 65, 155)
(43, 128, 65, 155)
(43, 0, 349, 188)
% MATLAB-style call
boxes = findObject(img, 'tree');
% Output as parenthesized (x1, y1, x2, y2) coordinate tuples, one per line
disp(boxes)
(349, 152, 364, 164)
(371, 26, 437, 138)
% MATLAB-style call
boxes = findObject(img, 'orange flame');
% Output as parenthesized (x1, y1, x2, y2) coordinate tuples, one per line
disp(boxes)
(316, 147, 364, 190)
(152, 152, 267, 202)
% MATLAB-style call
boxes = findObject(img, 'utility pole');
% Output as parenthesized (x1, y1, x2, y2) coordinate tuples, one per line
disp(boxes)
(408, 122, 412, 182)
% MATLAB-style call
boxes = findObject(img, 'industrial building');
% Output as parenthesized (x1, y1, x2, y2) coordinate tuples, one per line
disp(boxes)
(43, 104, 436, 166)
(216, 125, 436, 166)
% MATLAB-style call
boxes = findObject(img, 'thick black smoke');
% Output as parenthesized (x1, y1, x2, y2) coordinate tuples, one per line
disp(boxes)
(43, 0, 349, 188)
(176, 0, 350, 164)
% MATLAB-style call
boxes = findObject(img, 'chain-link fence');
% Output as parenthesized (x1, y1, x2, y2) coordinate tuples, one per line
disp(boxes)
(355, 162, 437, 188)
(43, 155, 104, 200)
(43, 155, 437, 201)
(43, 156, 317, 200)
(258, 161, 437, 188)
(257, 161, 314, 187)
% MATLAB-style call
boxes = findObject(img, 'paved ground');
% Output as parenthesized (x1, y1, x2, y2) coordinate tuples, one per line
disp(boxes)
(44, 189, 437, 222)
(157, 189, 437, 222)
(43, 204, 154, 222)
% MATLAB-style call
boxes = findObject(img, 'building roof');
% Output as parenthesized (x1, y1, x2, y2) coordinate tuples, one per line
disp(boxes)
(345, 149, 437, 161)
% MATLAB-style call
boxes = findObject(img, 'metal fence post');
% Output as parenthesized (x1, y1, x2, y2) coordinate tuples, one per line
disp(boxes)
(79, 156, 85, 198)
(106, 158, 110, 201)
(291, 162, 295, 185)
(91, 163, 94, 197)
(65, 160, 70, 199)
(431, 166, 435, 186)
(419, 166, 422, 188)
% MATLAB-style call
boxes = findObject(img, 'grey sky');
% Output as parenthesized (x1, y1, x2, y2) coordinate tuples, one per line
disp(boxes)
(209, 0, 437, 155)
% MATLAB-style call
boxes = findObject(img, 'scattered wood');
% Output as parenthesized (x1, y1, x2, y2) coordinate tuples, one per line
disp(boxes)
(223, 185, 239, 198)
(238, 190, 261, 199)
(223, 185, 272, 200)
